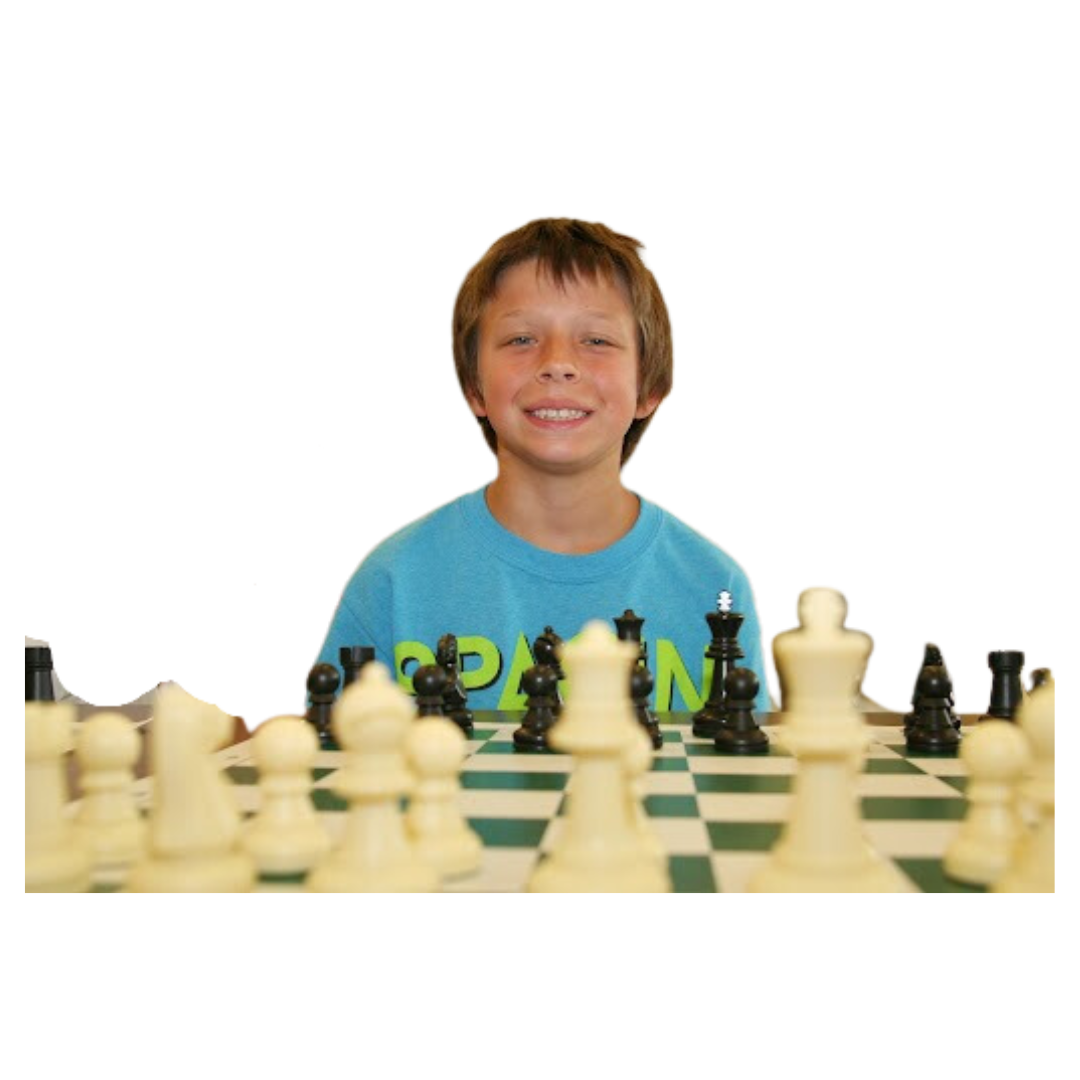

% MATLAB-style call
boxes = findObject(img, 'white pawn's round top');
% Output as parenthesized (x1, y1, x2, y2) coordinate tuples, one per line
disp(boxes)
(960, 720, 1029, 781)
(408, 716, 466, 777)
(253, 715, 318, 772)
(76, 711, 141, 772)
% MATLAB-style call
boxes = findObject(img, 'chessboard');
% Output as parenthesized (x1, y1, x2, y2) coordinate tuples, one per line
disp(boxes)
(87, 711, 980, 893)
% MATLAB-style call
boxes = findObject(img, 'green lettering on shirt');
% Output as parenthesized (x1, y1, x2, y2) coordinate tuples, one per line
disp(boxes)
(654, 638, 704, 712)
(496, 632, 536, 711)
(458, 635, 501, 692)
(394, 640, 436, 693)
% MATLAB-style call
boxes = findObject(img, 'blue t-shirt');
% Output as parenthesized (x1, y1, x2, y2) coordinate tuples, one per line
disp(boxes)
(315, 487, 770, 714)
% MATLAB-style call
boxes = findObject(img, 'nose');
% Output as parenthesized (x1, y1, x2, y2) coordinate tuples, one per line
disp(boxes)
(536, 338, 580, 382)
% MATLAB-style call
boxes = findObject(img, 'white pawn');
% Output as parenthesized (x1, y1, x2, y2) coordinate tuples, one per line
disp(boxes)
(405, 716, 482, 878)
(528, 621, 671, 893)
(306, 662, 437, 893)
(995, 682, 1054, 893)
(72, 711, 147, 871)
(26, 702, 91, 892)
(943, 721, 1029, 886)
(242, 716, 331, 877)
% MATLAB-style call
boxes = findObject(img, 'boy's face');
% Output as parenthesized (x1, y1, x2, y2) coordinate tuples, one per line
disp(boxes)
(469, 259, 659, 481)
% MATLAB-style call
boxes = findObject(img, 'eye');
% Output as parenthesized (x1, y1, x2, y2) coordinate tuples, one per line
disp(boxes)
(583, 337, 612, 347)
(507, 335, 534, 346)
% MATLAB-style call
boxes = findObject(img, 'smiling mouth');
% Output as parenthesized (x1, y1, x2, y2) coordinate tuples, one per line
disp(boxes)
(527, 408, 591, 421)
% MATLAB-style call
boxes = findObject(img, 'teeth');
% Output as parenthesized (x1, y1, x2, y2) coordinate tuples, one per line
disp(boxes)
(531, 408, 587, 420)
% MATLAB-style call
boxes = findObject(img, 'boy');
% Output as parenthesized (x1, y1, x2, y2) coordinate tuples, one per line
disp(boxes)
(315, 219, 770, 714)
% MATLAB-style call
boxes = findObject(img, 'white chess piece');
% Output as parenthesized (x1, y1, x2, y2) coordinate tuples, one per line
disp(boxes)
(242, 716, 331, 877)
(749, 588, 906, 893)
(943, 720, 1029, 886)
(994, 682, 1054, 893)
(306, 663, 438, 893)
(405, 716, 482, 878)
(624, 723, 666, 867)
(72, 711, 147, 871)
(26, 702, 91, 892)
(127, 684, 255, 892)
(528, 621, 671, 892)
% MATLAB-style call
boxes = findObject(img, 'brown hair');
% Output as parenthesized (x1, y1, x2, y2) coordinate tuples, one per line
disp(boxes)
(452, 219, 673, 465)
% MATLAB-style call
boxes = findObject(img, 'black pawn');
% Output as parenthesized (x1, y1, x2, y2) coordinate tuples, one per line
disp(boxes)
(979, 650, 1025, 722)
(906, 665, 961, 755)
(26, 646, 56, 702)
(306, 662, 341, 749)
(513, 665, 560, 751)
(340, 646, 376, 689)
(714, 667, 769, 755)
(630, 663, 662, 750)
(412, 663, 451, 717)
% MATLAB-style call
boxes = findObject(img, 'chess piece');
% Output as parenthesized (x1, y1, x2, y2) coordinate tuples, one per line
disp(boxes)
(340, 646, 376, 689)
(979, 650, 1025, 722)
(413, 664, 449, 717)
(994, 681, 1054, 893)
(692, 590, 744, 738)
(513, 665, 560, 751)
(622, 722, 666, 867)
(306, 662, 341, 749)
(904, 644, 961, 732)
(749, 588, 906, 893)
(630, 662, 662, 749)
(25, 645, 56, 702)
(1029, 668, 1053, 692)
(714, 666, 769, 754)
(307, 663, 437, 892)
(242, 716, 331, 877)
(25, 702, 92, 891)
(533, 626, 565, 712)
(72, 711, 147, 871)
(436, 634, 474, 735)
(905, 665, 961, 755)
(127, 685, 255, 892)
(615, 609, 662, 749)
(405, 716, 482, 878)
(943, 721, 1029, 886)
(528, 622, 671, 892)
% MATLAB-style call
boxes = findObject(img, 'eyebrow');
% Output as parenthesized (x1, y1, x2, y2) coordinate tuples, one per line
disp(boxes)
(491, 308, 624, 323)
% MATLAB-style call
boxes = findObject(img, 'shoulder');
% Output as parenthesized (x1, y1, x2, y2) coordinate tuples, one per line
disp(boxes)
(646, 499, 755, 587)
(348, 491, 477, 582)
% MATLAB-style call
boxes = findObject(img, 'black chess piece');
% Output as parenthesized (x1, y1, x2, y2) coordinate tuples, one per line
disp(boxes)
(513, 665, 560, 751)
(412, 664, 451, 719)
(714, 666, 769, 755)
(906, 664, 961, 754)
(305, 662, 341, 749)
(339, 645, 376, 689)
(532, 627, 565, 713)
(1030, 668, 1053, 692)
(25, 646, 55, 702)
(630, 662, 662, 749)
(692, 591, 744, 738)
(904, 644, 961, 732)
(436, 633, 474, 734)
(613, 609, 660, 749)
(979, 650, 1025, 722)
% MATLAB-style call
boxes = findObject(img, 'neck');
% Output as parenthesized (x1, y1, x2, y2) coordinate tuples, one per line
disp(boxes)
(485, 462, 641, 554)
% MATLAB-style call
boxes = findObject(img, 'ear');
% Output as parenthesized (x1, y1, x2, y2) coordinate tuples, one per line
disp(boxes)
(634, 392, 662, 421)
(466, 390, 487, 419)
